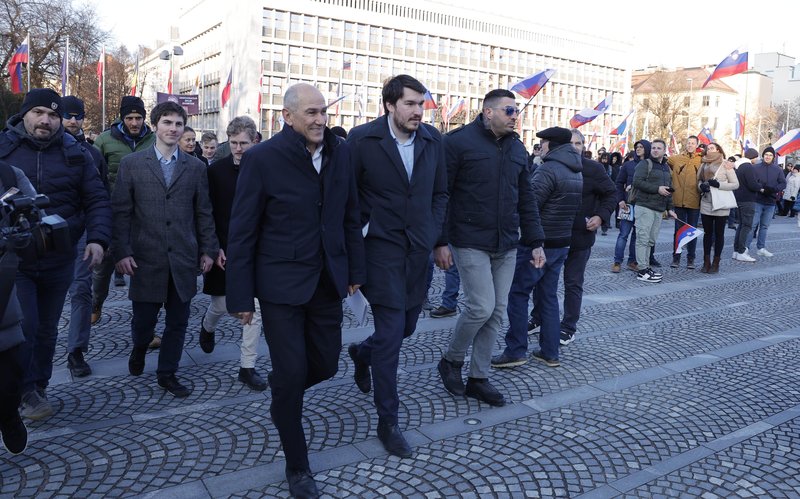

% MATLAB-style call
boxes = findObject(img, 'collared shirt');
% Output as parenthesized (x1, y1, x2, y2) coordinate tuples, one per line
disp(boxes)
(154, 145, 179, 185)
(388, 117, 416, 180)
(311, 144, 324, 174)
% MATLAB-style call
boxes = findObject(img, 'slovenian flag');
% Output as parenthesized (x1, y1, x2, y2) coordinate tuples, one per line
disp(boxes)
(510, 69, 556, 100)
(703, 49, 748, 88)
(675, 223, 702, 254)
(698, 127, 714, 145)
(773, 128, 800, 156)
(221, 67, 233, 108)
(8, 36, 30, 94)
(734, 113, 744, 140)
(610, 110, 633, 135)
(423, 90, 438, 110)
(569, 95, 613, 128)
(445, 97, 466, 124)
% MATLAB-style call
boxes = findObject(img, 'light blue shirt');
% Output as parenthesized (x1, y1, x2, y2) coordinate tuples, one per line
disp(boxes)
(388, 117, 416, 180)
(154, 146, 179, 185)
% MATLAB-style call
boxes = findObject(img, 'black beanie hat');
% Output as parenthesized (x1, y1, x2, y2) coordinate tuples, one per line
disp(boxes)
(20, 88, 62, 118)
(536, 126, 572, 147)
(62, 96, 85, 116)
(119, 96, 146, 119)
(744, 148, 759, 160)
(762, 146, 776, 157)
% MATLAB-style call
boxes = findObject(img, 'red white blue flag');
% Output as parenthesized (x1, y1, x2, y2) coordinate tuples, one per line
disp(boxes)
(445, 97, 466, 125)
(423, 90, 438, 110)
(569, 95, 613, 128)
(773, 128, 800, 156)
(703, 49, 748, 88)
(8, 36, 29, 94)
(221, 67, 233, 108)
(734, 113, 744, 140)
(510, 69, 556, 100)
(698, 127, 714, 145)
(675, 223, 702, 254)
(610, 110, 633, 135)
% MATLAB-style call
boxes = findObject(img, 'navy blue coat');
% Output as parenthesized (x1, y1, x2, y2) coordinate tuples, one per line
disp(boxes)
(0, 117, 111, 270)
(225, 125, 366, 311)
(347, 116, 448, 309)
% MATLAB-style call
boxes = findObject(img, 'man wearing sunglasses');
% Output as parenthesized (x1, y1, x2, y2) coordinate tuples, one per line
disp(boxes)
(435, 89, 545, 407)
(62, 96, 109, 379)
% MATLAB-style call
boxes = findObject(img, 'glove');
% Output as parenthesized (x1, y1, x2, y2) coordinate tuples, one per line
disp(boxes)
(699, 182, 711, 193)
(791, 196, 796, 201)
(707, 178, 720, 188)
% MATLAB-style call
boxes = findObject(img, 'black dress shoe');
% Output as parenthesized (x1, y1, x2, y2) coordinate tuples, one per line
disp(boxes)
(238, 368, 267, 391)
(348, 344, 371, 393)
(437, 357, 465, 395)
(128, 347, 147, 376)
(377, 420, 413, 458)
(286, 468, 320, 499)
(157, 375, 191, 398)
(67, 350, 92, 377)
(465, 377, 505, 407)
(0, 415, 28, 455)
(199, 317, 215, 354)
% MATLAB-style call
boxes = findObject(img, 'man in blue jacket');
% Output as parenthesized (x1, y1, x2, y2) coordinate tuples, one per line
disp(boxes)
(434, 89, 544, 406)
(746, 146, 785, 257)
(0, 89, 111, 421)
(347, 75, 448, 459)
(226, 83, 365, 498)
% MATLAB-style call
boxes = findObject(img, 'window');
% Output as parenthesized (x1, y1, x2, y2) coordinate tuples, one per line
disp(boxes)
(684, 96, 690, 106)
(702, 95, 710, 107)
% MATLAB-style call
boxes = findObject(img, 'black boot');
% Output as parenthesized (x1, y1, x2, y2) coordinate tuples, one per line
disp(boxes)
(377, 419, 413, 458)
(465, 377, 506, 407)
(67, 350, 92, 377)
(128, 346, 147, 376)
(286, 468, 320, 499)
(437, 357, 465, 395)
(238, 368, 267, 391)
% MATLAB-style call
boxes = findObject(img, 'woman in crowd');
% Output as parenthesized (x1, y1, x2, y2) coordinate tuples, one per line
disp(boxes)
(697, 143, 739, 273)
(781, 165, 800, 217)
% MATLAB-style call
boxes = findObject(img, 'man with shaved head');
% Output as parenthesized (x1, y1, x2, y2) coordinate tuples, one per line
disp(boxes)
(225, 83, 365, 498)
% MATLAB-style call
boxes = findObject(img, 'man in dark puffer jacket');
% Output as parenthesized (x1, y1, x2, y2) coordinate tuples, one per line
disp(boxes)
(494, 126, 582, 369)
(0, 89, 111, 421)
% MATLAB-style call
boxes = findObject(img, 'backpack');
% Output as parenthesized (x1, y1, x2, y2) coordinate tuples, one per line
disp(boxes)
(626, 159, 653, 205)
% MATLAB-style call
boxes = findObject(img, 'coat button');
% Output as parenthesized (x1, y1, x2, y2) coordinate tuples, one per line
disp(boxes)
(166, 221, 171, 226)
(166, 194, 171, 199)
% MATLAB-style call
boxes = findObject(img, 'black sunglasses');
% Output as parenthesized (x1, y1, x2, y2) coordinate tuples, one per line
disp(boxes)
(63, 113, 85, 120)
(493, 106, 520, 117)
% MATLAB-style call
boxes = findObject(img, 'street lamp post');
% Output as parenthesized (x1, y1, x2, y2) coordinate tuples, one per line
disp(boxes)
(159, 45, 184, 95)
(786, 99, 791, 132)
(686, 77, 693, 137)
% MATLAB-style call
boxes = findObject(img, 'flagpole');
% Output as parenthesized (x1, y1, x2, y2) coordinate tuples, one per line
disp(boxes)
(26, 34, 31, 92)
(742, 70, 749, 153)
(101, 45, 106, 130)
(64, 36, 69, 95)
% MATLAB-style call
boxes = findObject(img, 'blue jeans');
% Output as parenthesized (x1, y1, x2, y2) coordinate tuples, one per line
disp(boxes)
(505, 246, 569, 361)
(16, 264, 75, 393)
(748, 203, 776, 250)
(68, 233, 92, 352)
(440, 263, 460, 309)
(530, 247, 592, 335)
(614, 218, 637, 264)
(673, 207, 700, 260)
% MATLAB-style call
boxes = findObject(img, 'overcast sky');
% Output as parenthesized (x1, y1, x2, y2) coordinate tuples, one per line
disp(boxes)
(96, 0, 800, 70)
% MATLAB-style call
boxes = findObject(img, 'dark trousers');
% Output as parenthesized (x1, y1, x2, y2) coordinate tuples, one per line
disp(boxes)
(673, 207, 700, 260)
(0, 346, 23, 423)
(734, 202, 756, 254)
(354, 303, 422, 425)
(131, 274, 190, 377)
(259, 272, 342, 472)
(16, 264, 74, 394)
(529, 247, 592, 335)
(701, 214, 727, 259)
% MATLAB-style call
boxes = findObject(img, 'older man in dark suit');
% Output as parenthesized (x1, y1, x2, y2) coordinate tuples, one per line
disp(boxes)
(226, 83, 365, 499)
(346, 74, 448, 458)
(112, 101, 218, 399)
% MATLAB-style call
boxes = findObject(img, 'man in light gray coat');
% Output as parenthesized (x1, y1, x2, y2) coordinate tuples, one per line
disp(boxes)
(112, 101, 218, 397)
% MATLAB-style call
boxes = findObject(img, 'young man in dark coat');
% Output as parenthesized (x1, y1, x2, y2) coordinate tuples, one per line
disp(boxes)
(225, 83, 365, 498)
(346, 75, 448, 458)
(199, 116, 266, 391)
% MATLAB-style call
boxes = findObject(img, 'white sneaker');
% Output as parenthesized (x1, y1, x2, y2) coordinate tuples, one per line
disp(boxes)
(756, 248, 774, 257)
(737, 252, 756, 262)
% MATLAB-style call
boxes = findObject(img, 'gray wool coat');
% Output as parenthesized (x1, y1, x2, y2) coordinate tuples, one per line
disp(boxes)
(112, 147, 218, 303)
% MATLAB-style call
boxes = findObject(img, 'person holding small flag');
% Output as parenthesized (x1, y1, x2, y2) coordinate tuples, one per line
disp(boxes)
(697, 143, 739, 273)
(632, 139, 676, 283)
(667, 135, 702, 269)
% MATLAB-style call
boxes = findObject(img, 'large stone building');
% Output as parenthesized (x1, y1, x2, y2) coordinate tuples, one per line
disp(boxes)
(136, 0, 632, 147)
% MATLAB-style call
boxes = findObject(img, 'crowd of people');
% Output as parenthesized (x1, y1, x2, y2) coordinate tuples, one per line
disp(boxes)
(0, 76, 795, 498)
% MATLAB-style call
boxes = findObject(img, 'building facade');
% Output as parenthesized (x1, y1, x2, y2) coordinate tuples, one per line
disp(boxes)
(139, 0, 633, 147)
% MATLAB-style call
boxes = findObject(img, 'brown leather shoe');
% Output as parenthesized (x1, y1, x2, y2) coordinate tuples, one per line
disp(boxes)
(148, 335, 162, 349)
(90, 306, 101, 325)
(611, 263, 621, 273)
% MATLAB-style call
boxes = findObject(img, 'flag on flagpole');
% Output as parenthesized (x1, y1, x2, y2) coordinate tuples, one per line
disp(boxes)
(8, 36, 30, 94)
(569, 95, 613, 128)
(61, 37, 69, 96)
(703, 49, 748, 88)
(166, 67, 173, 94)
(698, 127, 714, 145)
(773, 128, 800, 156)
(445, 97, 466, 125)
(130, 56, 139, 96)
(675, 223, 702, 254)
(734, 113, 744, 140)
(509, 69, 556, 100)
(96, 46, 105, 100)
(423, 90, 438, 110)
(257, 76, 263, 111)
(668, 128, 679, 155)
(221, 67, 233, 108)
(587, 132, 597, 150)
(610, 110, 633, 135)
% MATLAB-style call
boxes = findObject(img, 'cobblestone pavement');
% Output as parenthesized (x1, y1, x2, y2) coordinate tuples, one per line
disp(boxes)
(2, 218, 800, 498)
